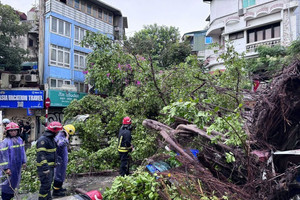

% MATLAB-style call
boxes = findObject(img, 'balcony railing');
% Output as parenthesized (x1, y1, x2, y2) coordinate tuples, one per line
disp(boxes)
(246, 38, 281, 53)
(45, 0, 113, 35)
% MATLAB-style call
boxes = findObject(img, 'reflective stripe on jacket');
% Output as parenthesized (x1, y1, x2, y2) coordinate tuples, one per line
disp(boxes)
(118, 127, 132, 153)
(36, 130, 57, 172)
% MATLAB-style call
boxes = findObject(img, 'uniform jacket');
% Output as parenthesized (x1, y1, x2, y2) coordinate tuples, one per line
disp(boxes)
(36, 130, 57, 173)
(118, 126, 132, 153)
(54, 131, 69, 182)
(1, 136, 26, 194)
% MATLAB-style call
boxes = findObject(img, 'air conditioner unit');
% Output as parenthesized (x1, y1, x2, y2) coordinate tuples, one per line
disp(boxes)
(24, 74, 38, 82)
(114, 27, 120, 32)
(238, 9, 244, 17)
(0, 73, 9, 88)
(9, 74, 22, 82)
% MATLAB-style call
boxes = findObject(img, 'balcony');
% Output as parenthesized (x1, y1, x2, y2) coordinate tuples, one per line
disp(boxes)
(45, 0, 113, 35)
(246, 38, 281, 54)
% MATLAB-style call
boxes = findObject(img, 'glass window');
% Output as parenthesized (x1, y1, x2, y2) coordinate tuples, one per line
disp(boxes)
(75, 27, 79, 40)
(67, 0, 73, 6)
(257, 30, 264, 41)
(51, 18, 57, 33)
(74, 0, 79, 9)
(64, 52, 70, 64)
(58, 50, 64, 63)
(51, 49, 56, 61)
(80, 29, 84, 41)
(74, 82, 79, 91)
(248, 32, 255, 43)
(98, 9, 102, 19)
(65, 23, 71, 37)
(81, 1, 86, 12)
(93, 7, 97, 17)
(104, 11, 107, 22)
(80, 83, 84, 92)
(50, 79, 56, 87)
(265, 28, 272, 40)
(50, 45, 70, 68)
(108, 13, 113, 24)
(74, 54, 79, 66)
(58, 20, 64, 35)
(64, 80, 71, 85)
(87, 4, 92, 14)
(80, 56, 84, 67)
(274, 26, 280, 38)
(205, 37, 213, 44)
(243, 0, 255, 8)
(58, 80, 63, 87)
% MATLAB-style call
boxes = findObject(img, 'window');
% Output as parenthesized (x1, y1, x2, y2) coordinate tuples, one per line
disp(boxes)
(103, 11, 108, 22)
(247, 23, 280, 43)
(229, 31, 244, 40)
(67, 0, 73, 6)
(87, 4, 92, 15)
(74, 0, 79, 9)
(205, 36, 213, 44)
(74, 51, 87, 70)
(74, 82, 88, 93)
(93, 7, 97, 17)
(28, 39, 34, 47)
(108, 13, 113, 24)
(243, 0, 255, 8)
(74, 26, 90, 48)
(81, 1, 86, 12)
(98, 9, 102, 19)
(50, 78, 71, 88)
(50, 45, 70, 68)
(51, 17, 71, 37)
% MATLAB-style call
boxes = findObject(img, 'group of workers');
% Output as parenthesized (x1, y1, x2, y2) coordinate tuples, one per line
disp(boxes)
(0, 116, 133, 200)
(1, 119, 75, 200)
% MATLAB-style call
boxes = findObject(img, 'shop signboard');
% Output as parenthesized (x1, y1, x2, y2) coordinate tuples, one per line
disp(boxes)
(0, 90, 44, 108)
(48, 90, 86, 107)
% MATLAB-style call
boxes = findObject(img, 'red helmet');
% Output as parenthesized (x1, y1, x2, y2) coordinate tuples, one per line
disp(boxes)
(47, 121, 63, 133)
(122, 116, 131, 125)
(5, 122, 19, 131)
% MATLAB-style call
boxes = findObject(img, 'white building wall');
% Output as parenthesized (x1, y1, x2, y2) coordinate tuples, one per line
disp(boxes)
(210, 0, 238, 23)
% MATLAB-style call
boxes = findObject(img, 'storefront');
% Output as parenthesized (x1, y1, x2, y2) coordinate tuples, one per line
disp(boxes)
(0, 90, 44, 141)
(47, 90, 86, 124)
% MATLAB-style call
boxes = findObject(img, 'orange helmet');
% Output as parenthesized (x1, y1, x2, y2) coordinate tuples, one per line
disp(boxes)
(5, 122, 19, 131)
(122, 116, 131, 125)
(47, 121, 63, 133)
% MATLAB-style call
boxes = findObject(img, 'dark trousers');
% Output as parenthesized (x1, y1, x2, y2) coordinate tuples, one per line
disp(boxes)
(119, 152, 130, 176)
(2, 192, 14, 200)
(38, 168, 54, 200)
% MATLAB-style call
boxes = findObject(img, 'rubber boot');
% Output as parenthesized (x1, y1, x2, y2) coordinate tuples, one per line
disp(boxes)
(52, 188, 66, 197)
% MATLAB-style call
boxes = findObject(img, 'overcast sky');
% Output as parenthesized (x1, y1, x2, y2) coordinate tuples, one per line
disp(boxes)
(0, 0, 210, 37)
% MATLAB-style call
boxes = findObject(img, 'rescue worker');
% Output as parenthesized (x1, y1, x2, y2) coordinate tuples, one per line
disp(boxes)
(1, 118, 10, 141)
(1, 122, 27, 200)
(36, 121, 62, 200)
(53, 124, 75, 197)
(118, 116, 134, 176)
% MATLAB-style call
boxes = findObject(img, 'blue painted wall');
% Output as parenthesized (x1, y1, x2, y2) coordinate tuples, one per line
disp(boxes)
(43, 11, 110, 86)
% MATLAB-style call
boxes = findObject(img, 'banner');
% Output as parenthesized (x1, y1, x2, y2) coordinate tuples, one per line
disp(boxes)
(0, 90, 44, 108)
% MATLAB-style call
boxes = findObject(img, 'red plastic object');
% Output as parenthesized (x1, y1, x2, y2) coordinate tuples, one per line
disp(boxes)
(86, 190, 103, 200)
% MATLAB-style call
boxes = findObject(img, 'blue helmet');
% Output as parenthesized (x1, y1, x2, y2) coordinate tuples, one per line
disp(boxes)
(2, 118, 10, 124)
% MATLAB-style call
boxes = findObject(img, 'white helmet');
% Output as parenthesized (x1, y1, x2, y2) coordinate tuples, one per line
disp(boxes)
(2, 118, 10, 124)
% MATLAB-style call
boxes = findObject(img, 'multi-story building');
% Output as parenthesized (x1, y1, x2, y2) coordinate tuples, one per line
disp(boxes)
(182, 30, 213, 60)
(0, 8, 43, 142)
(38, 0, 127, 134)
(203, 0, 299, 71)
(0, 0, 127, 141)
